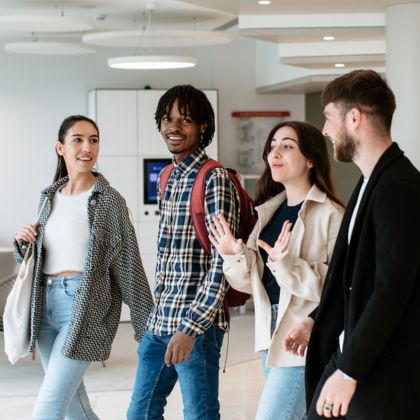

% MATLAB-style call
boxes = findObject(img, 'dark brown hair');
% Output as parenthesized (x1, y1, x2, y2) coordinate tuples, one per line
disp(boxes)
(322, 69, 396, 133)
(54, 115, 99, 182)
(255, 121, 343, 207)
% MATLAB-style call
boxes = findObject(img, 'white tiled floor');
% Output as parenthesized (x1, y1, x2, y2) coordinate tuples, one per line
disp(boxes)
(0, 315, 264, 420)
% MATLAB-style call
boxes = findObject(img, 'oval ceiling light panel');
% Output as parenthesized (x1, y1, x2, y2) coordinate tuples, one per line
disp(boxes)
(0, 15, 94, 32)
(83, 30, 232, 48)
(108, 56, 197, 70)
(5, 42, 96, 55)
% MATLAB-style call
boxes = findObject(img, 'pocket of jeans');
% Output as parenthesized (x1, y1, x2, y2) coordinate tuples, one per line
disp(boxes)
(63, 278, 80, 297)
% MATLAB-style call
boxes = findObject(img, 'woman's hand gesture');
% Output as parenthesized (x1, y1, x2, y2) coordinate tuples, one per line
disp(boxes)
(209, 214, 244, 255)
(15, 224, 39, 244)
(257, 220, 292, 262)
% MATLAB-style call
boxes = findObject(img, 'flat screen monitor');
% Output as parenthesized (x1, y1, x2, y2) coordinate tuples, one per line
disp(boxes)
(143, 158, 172, 205)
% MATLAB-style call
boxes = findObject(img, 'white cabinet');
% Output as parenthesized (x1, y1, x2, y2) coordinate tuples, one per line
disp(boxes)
(137, 90, 167, 156)
(90, 90, 138, 156)
(97, 156, 139, 220)
(203, 90, 218, 159)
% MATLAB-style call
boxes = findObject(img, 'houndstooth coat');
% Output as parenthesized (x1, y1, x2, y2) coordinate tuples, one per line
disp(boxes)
(14, 172, 153, 361)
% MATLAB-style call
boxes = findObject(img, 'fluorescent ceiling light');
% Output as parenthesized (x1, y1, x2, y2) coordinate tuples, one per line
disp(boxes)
(334, 63, 345, 68)
(108, 56, 197, 70)
(323, 36, 335, 41)
(258, 1, 272, 4)
(0, 15, 93, 32)
(5, 42, 96, 55)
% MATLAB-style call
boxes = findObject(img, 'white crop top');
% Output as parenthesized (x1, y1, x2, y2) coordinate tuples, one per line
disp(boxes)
(43, 186, 93, 275)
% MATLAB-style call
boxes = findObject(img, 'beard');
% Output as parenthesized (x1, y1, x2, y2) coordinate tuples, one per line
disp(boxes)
(333, 130, 357, 162)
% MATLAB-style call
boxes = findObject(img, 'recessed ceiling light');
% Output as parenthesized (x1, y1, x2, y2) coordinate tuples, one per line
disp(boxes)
(334, 63, 345, 68)
(258, 1, 272, 5)
(323, 36, 335, 41)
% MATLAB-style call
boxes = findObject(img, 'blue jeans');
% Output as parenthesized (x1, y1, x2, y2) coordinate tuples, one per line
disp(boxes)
(127, 326, 225, 420)
(256, 304, 306, 420)
(33, 276, 99, 420)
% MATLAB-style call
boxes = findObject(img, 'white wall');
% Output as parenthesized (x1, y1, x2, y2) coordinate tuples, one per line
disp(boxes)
(0, 36, 304, 246)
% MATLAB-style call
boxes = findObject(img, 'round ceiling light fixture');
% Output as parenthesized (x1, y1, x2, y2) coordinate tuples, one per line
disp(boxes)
(0, 15, 94, 32)
(108, 55, 197, 70)
(83, 30, 231, 48)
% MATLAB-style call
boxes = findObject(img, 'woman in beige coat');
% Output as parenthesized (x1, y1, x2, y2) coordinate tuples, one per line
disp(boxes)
(210, 121, 344, 420)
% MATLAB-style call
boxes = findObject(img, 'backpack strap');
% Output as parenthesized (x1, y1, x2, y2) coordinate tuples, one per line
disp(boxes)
(191, 159, 252, 324)
(158, 162, 174, 199)
(158, 158, 222, 254)
(191, 159, 222, 255)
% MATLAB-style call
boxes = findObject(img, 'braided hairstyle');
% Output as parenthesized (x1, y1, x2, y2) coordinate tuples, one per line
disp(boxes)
(155, 85, 215, 148)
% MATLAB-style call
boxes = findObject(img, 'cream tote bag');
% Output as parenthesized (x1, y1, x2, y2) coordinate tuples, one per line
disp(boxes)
(3, 242, 35, 364)
(3, 199, 47, 364)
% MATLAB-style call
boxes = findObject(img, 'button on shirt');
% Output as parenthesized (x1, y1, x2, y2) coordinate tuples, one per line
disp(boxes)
(147, 148, 240, 337)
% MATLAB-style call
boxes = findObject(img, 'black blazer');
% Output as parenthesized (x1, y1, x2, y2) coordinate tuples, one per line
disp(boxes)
(305, 143, 420, 420)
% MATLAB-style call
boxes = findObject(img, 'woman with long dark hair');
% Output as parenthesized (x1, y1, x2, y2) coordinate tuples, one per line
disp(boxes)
(14, 115, 153, 419)
(210, 121, 344, 420)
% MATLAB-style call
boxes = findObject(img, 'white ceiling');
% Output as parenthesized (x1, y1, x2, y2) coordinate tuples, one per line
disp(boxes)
(1, 0, 417, 92)
(0, 1, 235, 34)
(187, 0, 418, 14)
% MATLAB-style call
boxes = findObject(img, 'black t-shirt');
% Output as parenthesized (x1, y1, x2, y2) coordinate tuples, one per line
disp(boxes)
(258, 200, 302, 304)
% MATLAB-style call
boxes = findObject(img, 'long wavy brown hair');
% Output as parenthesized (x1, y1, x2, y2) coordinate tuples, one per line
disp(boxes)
(254, 121, 344, 207)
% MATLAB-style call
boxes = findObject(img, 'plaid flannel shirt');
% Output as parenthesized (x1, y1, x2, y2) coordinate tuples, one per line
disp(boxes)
(147, 147, 240, 337)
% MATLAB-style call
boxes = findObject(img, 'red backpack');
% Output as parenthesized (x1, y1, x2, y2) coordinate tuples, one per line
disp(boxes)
(159, 158, 257, 321)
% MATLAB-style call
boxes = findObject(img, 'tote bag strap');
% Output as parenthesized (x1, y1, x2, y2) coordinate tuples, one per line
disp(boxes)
(22, 197, 48, 263)
(35, 197, 48, 223)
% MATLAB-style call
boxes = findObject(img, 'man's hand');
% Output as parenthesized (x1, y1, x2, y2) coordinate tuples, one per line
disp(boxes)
(283, 317, 314, 357)
(164, 331, 196, 366)
(316, 369, 357, 417)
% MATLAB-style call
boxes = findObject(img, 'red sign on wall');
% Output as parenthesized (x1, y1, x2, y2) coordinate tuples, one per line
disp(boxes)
(231, 111, 290, 118)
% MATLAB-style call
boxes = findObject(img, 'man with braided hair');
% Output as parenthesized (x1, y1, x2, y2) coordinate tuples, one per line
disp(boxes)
(128, 85, 240, 420)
